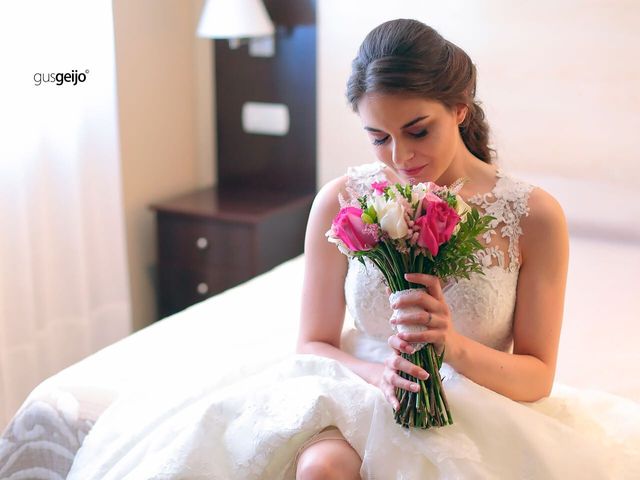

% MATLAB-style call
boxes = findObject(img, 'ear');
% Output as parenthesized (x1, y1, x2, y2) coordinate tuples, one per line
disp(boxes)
(455, 104, 468, 126)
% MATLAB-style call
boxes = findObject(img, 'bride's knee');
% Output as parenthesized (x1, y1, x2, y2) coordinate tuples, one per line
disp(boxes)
(296, 439, 362, 480)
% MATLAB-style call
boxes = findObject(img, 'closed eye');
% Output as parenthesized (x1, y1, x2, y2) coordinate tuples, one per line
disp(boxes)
(371, 130, 428, 147)
(411, 129, 427, 138)
(372, 135, 389, 146)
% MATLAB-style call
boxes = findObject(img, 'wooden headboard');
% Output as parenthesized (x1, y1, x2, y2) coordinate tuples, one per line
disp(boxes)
(214, 0, 317, 195)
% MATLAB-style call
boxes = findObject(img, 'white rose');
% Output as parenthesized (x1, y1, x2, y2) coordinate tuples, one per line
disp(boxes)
(411, 183, 428, 204)
(371, 196, 408, 239)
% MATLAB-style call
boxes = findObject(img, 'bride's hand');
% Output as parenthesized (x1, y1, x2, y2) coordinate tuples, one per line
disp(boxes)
(388, 273, 461, 361)
(378, 348, 430, 411)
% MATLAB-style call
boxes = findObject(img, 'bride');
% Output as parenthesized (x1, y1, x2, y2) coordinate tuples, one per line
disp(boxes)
(67, 18, 639, 480)
(294, 18, 638, 479)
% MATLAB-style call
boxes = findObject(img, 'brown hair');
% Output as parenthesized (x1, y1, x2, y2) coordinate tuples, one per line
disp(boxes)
(346, 19, 494, 163)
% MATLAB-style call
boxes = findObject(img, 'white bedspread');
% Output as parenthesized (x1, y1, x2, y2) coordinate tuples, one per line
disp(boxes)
(63, 234, 640, 479)
(1, 234, 639, 478)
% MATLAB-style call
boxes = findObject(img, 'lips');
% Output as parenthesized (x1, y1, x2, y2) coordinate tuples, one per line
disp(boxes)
(399, 164, 427, 176)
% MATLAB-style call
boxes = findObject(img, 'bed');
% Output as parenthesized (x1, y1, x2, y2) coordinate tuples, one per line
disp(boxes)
(1, 173, 639, 478)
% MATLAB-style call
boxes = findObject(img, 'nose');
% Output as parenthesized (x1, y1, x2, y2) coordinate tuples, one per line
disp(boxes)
(391, 139, 415, 168)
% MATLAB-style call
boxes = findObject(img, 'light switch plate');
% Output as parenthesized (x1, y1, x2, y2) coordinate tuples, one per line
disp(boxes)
(241, 102, 289, 136)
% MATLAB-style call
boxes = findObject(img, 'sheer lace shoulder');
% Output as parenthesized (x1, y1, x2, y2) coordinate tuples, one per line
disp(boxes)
(467, 168, 535, 273)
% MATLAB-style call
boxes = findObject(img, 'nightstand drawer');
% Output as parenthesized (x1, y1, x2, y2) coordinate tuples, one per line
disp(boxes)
(158, 263, 252, 317)
(151, 187, 314, 321)
(157, 214, 253, 269)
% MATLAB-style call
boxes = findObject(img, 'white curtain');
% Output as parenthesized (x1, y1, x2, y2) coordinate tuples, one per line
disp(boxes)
(0, 0, 131, 430)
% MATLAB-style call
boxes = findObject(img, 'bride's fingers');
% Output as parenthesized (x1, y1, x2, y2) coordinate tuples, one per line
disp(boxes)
(403, 273, 444, 300)
(383, 384, 400, 411)
(389, 371, 422, 393)
(385, 354, 430, 380)
(388, 334, 415, 354)
(391, 311, 440, 328)
(398, 330, 439, 345)
(391, 289, 440, 313)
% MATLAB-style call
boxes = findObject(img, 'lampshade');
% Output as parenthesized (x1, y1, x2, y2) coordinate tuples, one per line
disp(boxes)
(197, 0, 275, 39)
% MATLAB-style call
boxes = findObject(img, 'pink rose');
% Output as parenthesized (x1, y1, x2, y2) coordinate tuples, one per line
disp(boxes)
(415, 191, 442, 216)
(332, 207, 379, 251)
(415, 198, 460, 256)
(371, 180, 389, 194)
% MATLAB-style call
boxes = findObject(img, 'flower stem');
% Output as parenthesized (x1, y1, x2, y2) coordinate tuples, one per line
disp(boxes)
(393, 342, 452, 429)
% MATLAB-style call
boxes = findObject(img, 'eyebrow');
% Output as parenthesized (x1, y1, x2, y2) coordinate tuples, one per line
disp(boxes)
(364, 115, 429, 133)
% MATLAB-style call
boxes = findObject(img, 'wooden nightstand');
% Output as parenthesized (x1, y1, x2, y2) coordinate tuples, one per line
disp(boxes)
(150, 186, 314, 320)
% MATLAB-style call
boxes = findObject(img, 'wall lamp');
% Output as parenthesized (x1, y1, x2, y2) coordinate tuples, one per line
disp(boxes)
(196, 0, 276, 57)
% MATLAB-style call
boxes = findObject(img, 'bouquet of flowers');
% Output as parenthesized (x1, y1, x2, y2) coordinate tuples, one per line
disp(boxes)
(326, 178, 494, 429)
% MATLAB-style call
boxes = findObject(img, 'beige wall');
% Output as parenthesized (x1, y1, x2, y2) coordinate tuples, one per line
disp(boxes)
(113, 0, 638, 331)
(318, 0, 640, 188)
(112, 0, 215, 331)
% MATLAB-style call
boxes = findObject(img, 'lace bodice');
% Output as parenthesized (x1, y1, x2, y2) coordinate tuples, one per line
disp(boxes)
(342, 161, 535, 355)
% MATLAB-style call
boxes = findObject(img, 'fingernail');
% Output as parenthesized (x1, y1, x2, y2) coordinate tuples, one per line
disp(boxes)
(405, 346, 415, 354)
(420, 371, 429, 379)
(411, 384, 419, 391)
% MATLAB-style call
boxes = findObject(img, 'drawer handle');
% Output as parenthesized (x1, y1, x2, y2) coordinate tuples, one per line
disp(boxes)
(196, 282, 209, 295)
(196, 237, 209, 250)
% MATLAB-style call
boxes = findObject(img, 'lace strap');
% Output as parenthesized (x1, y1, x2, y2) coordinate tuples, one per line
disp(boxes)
(468, 169, 535, 272)
(339, 162, 386, 208)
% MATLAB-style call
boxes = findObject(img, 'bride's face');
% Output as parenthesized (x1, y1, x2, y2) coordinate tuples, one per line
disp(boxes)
(357, 93, 467, 183)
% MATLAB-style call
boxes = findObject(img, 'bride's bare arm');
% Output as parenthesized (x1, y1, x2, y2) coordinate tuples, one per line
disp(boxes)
(295, 176, 384, 386)
(391, 188, 569, 402)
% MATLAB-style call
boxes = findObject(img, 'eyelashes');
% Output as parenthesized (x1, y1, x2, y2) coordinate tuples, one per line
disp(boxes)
(371, 130, 428, 147)
(412, 129, 428, 139)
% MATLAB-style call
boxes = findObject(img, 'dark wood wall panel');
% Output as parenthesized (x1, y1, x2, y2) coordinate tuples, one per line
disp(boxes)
(214, 0, 316, 194)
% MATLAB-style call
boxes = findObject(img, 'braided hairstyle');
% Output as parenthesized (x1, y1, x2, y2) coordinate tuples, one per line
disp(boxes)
(346, 19, 494, 163)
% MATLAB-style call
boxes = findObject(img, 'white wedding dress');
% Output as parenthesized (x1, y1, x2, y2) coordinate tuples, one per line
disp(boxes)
(67, 162, 640, 479)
